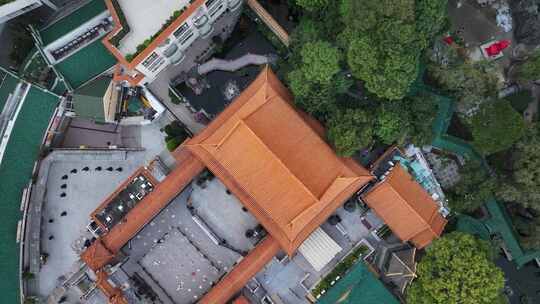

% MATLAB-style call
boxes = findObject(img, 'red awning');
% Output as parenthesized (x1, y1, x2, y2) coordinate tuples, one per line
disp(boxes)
(484, 40, 511, 57)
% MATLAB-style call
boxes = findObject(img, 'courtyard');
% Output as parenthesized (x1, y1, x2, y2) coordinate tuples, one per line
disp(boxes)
(37, 150, 147, 297)
(120, 184, 242, 304)
(172, 15, 278, 117)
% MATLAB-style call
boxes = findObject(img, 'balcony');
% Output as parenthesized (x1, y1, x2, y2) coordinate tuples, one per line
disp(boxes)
(228, 0, 242, 10)
(163, 43, 179, 58)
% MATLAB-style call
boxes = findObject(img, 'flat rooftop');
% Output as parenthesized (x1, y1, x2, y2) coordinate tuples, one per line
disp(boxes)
(93, 170, 156, 230)
(116, 0, 191, 55)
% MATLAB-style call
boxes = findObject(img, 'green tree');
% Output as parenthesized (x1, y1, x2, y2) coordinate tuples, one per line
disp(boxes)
(447, 159, 496, 213)
(288, 69, 352, 119)
(340, 0, 447, 100)
(327, 108, 374, 156)
(407, 232, 505, 304)
(294, 0, 329, 12)
(470, 100, 526, 155)
(375, 102, 410, 144)
(166, 136, 183, 152)
(516, 50, 540, 82)
(496, 127, 540, 212)
(287, 40, 350, 118)
(428, 61, 499, 111)
(406, 93, 438, 146)
(299, 41, 341, 84)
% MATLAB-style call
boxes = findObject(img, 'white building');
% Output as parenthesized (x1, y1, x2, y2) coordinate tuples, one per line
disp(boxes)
(108, 0, 243, 84)
(0, 0, 57, 23)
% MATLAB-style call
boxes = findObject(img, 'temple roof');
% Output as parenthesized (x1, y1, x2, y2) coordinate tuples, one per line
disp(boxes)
(185, 67, 373, 254)
(363, 165, 447, 249)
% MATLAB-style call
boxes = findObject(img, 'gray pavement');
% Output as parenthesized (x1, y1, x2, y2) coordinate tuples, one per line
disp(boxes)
(140, 229, 221, 303)
(251, 206, 382, 303)
(37, 152, 145, 297)
(191, 179, 259, 253)
(120, 186, 241, 303)
(448, 0, 514, 67)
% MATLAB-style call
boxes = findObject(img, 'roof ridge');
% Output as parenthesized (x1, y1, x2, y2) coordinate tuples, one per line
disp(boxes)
(238, 120, 319, 205)
(387, 167, 441, 239)
(368, 171, 434, 241)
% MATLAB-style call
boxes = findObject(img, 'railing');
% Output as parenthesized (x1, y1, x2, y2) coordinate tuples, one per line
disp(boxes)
(246, 0, 290, 47)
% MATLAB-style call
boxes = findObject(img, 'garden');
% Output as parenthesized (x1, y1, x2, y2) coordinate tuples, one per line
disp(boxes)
(310, 241, 373, 299)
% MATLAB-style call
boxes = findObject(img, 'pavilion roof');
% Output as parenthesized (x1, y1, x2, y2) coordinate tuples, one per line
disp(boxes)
(363, 165, 447, 249)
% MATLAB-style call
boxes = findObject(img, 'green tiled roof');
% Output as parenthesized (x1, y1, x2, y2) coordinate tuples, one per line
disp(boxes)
(0, 72, 19, 112)
(0, 85, 59, 304)
(484, 199, 540, 268)
(55, 39, 116, 89)
(40, 0, 107, 45)
(73, 76, 111, 121)
(318, 262, 399, 304)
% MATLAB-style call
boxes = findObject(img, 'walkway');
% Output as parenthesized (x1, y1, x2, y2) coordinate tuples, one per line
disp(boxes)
(198, 53, 274, 75)
(246, 0, 290, 47)
(423, 81, 540, 268)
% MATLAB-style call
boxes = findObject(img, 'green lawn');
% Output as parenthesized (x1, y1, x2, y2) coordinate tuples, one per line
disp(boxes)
(39, 0, 107, 45)
(55, 39, 116, 89)
(0, 85, 59, 304)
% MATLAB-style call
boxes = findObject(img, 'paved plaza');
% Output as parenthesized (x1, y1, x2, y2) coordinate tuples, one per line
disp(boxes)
(120, 186, 241, 303)
(140, 229, 221, 303)
(251, 205, 382, 303)
(191, 179, 259, 252)
(38, 152, 146, 297)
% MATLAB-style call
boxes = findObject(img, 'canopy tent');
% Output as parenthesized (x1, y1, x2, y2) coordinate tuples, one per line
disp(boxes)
(298, 227, 342, 272)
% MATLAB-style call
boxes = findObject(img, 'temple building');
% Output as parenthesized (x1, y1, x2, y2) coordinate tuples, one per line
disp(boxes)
(79, 67, 447, 304)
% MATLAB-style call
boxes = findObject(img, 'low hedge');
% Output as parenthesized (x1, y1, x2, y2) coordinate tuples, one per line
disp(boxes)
(109, 0, 131, 47)
(311, 244, 370, 297)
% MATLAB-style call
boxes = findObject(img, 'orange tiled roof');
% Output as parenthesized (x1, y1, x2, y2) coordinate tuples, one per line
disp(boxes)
(81, 67, 373, 304)
(81, 239, 114, 271)
(199, 236, 280, 304)
(232, 295, 251, 304)
(184, 67, 373, 254)
(363, 165, 447, 248)
(96, 271, 128, 304)
(82, 149, 204, 271)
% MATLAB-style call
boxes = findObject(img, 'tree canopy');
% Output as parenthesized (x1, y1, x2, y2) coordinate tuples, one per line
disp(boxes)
(516, 50, 540, 82)
(406, 93, 438, 146)
(299, 41, 342, 84)
(428, 61, 499, 113)
(327, 108, 374, 156)
(447, 159, 496, 213)
(340, 0, 448, 100)
(407, 232, 504, 304)
(294, 0, 329, 12)
(470, 100, 526, 155)
(496, 127, 540, 212)
(375, 102, 410, 144)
